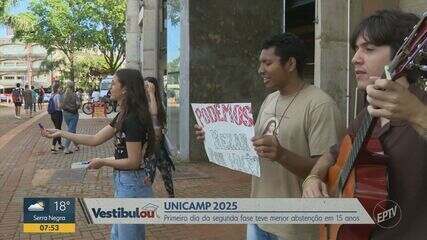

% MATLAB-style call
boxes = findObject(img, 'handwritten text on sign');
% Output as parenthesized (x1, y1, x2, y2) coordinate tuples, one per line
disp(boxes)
(192, 103, 260, 177)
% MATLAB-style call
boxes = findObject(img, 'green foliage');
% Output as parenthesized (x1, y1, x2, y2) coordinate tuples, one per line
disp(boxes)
(0, 2, 7, 21)
(10, 0, 93, 81)
(74, 54, 110, 91)
(83, 0, 126, 74)
(0, 0, 17, 23)
(9, 0, 126, 81)
(167, 0, 180, 26)
(167, 56, 180, 84)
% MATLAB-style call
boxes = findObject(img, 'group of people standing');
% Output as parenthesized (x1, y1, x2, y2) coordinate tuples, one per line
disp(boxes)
(37, 8, 426, 240)
(41, 69, 176, 240)
(11, 83, 45, 119)
(48, 81, 82, 154)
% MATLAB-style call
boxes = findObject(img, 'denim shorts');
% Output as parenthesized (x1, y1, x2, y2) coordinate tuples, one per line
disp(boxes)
(247, 224, 285, 240)
(111, 169, 153, 240)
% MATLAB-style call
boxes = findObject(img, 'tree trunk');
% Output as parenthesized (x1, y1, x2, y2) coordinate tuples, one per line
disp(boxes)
(69, 52, 75, 82)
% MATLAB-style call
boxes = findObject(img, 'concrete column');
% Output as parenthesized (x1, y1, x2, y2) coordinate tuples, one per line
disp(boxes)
(314, 0, 349, 120)
(179, 0, 190, 160)
(125, 0, 141, 70)
(362, 0, 399, 16)
(141, 0, 160, 79)
(347, 0, 363, 123)
(399, 0, 427, 15)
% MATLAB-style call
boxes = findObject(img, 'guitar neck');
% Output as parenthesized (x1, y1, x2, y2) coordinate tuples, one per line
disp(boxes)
(338, 113, 378, 193)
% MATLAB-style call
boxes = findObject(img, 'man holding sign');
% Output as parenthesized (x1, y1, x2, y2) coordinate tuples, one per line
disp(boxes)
(195, 33, 343, 240)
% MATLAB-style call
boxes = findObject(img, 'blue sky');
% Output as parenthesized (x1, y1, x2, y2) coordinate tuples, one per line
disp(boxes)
(1, 0, 180, 62)
(167, 20, 180, 62)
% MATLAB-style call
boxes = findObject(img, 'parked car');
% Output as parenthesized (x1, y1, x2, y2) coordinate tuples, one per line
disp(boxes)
(0, 93, 7, 102)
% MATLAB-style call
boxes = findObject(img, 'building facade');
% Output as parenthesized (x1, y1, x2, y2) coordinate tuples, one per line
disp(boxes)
(0, 36, 50, 91)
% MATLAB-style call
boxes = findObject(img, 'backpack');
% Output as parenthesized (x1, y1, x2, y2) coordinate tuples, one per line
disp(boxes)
(47, 95, 56, 114)
(12, 88, 22, 103)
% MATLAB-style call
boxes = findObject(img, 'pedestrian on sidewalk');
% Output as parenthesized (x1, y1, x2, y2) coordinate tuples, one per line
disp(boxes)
(48, 83, 64, 153)
(23, 85, 33, 118)
(41, 69, 156, 240)
(31, 86, 37, 112)
(145, 76, 176, 198)
(75, 88, 83, 108)
(60, 81, 81, 154)
(11, 83, 23, 119)
(38, 86, 45, 111)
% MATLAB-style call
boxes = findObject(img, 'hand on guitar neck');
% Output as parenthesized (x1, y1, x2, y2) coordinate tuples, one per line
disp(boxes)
(366, 77, 427, 139)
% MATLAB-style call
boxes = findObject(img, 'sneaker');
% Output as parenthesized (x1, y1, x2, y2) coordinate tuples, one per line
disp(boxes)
(58, 145, 64, 150)
(51, 147, 58, 154)
(64, 150, 73, 154)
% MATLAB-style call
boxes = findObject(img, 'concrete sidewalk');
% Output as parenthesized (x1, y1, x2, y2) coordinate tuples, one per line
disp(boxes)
(0, 113, 250, 240)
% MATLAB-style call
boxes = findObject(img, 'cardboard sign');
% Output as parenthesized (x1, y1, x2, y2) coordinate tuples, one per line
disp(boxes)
(192, 103, 260, 177)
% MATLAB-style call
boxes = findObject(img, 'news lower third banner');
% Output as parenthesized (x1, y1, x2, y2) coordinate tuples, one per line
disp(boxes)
(79, 198, 374, 225)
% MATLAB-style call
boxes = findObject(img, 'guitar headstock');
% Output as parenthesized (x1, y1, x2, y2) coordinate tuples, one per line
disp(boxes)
(388, 12, 427, 80)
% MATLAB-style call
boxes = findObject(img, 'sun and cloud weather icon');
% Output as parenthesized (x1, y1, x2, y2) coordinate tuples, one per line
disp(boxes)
(28, 201, 45, 212)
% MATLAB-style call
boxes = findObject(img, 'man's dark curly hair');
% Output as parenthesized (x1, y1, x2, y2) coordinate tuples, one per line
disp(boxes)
(262, 32, 307, 77)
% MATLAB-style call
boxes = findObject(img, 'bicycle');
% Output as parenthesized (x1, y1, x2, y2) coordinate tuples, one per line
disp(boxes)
(82, 98, 115, 115)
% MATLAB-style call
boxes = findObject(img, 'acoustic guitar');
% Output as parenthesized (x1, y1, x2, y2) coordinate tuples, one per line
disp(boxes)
(321, 13, 427, 240)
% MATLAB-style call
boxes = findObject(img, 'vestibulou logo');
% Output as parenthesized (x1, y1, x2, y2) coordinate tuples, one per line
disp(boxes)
(92, 203, 159, 219)
(372, 200, 401, 229)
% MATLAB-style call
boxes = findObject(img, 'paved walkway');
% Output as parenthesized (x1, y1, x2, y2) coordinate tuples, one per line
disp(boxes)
(0, 103, 46, 137)
(0, 112, 250, 240)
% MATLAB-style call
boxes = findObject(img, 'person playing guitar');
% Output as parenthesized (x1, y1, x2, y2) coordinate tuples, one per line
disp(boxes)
(302, 9, 426, 240)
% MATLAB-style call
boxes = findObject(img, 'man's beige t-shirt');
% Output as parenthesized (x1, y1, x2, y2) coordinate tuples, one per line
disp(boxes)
(252, 85, 344, 240)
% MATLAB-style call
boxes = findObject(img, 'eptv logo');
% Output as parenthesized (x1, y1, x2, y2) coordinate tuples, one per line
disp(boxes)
(376, 205, 397, 223)
(373, 200, 401, 229)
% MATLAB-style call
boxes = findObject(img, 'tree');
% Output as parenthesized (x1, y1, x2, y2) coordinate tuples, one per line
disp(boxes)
(74, 54, 110, 91)
(85, 0, 126, 74)
(0, 1, 8, 21)
(0, 0, 17, 23)
(10, 0, 93, 82)
(167, 56, 180, 85)
(167, 0, 180, 26)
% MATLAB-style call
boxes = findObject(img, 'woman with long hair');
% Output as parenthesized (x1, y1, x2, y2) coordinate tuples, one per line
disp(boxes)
(144, 77, 175, 197)
(41, 69, 156, 240)
(61, 80, 81, 154)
